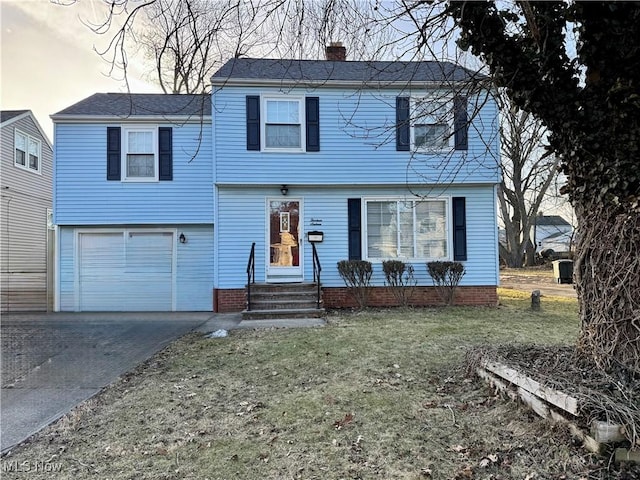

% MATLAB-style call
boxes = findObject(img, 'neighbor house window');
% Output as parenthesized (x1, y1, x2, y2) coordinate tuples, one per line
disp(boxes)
(263, 97, 303, 150)
(412, 98, 452, 150)
(123, 127, 157, 181)
(365, 199, 449, 260)
(14, 129, 41, 173)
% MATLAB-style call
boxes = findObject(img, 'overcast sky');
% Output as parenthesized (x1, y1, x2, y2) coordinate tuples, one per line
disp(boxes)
(1, 0, 158, 141)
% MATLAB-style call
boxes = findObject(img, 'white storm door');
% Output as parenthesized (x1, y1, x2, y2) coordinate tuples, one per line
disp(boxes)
(266, 199, 302, 281)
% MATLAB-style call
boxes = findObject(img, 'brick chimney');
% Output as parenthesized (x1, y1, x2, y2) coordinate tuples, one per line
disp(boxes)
(326, 42, 346, 61)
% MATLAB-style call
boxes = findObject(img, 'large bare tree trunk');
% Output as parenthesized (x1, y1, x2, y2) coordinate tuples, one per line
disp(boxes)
(524, 240, 537, 267)
(574, 205, 640, 374)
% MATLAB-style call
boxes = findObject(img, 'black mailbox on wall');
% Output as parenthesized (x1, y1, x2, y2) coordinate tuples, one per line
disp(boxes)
(307, 231, 324, 243)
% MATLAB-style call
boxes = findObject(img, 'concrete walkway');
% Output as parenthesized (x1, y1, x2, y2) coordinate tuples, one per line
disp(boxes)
(1, 312, 325, 453)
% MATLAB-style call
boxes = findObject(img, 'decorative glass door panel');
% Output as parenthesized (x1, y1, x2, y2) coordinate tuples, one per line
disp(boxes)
(267, 200, 302, 280)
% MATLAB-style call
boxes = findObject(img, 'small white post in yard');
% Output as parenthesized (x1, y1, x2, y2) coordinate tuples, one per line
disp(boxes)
(531, 290, 541, 311)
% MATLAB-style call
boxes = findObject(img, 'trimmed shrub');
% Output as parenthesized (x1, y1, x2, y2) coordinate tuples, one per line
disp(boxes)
(427, 261, 465, 306)
(337, 260, 373, 309)
(382, 259, 417, 307)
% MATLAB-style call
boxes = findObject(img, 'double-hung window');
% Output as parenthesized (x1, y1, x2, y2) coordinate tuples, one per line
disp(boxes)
(412, 98, 452, 150)
(365, 199, 449, 260)
(123, 127, 157, 181)
(263, 97, 304, 151)
(14, 129, 41, 173)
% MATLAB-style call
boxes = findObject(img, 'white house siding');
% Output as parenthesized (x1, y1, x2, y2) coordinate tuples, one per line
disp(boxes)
(1, 114, 53, 312)
(57, 225, 213, 311)
(212, 86, 500, 186)
(214, 184, 498, 291)
(54, 122, 213, 225)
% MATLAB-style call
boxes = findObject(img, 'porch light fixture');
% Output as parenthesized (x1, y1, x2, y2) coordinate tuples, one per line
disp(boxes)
(280, 184, 289, 196)
(179, 233, 187, 244)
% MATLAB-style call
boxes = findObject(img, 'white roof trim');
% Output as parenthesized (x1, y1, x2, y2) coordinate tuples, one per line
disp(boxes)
(210, 78, 473, 89)
(50, 115, 212, 123)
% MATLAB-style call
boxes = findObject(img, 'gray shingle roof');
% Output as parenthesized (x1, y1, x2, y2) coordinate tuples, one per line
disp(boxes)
(53, 93, 211, 117)
(211, 58, 481, 85)
(1, 110, 29, 124)
(537, 215, 571, 226)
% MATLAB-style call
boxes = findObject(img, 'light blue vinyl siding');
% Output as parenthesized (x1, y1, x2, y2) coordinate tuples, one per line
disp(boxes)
(176, 225, 215, 311)
(57, 225, 213, 311)
(212, 86, 500, 186)
(215, 185, 498, 290)
(54, 123, 213, 225)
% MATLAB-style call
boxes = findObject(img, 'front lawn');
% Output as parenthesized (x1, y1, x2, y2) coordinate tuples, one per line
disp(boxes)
(4, 290, 632, 479)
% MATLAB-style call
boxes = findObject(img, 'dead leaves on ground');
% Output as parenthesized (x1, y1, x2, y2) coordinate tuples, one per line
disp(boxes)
(333, 412, 354, 430)
(236, 400, 265, 416)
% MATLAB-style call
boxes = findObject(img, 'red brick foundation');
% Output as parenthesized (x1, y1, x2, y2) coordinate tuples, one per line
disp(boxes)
(214, 285, 497, 312)
(322, 286, 498, 309)
(214, 288, 246, 313)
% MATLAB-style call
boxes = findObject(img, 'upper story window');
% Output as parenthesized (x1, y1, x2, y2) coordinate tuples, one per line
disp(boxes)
(364, 198, 449, 260)
(14, 129, 41, 173)
(396, 95, 467, 152)
(263, 97, 304, 151)
(123, 127, 157, 181)
(107, 126, 172, 182)
(246, 95, 319, 152)
(411, 98, 452, 151)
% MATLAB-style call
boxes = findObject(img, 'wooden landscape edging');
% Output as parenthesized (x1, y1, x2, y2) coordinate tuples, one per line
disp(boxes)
(477, 359, 637, 461)
(482, 360, 578, 415)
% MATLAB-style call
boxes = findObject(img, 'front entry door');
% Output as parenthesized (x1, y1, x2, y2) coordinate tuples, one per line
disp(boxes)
(267, 199, 302, 281)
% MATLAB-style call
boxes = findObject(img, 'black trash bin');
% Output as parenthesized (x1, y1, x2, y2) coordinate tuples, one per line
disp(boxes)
(552, 259, 573, 284)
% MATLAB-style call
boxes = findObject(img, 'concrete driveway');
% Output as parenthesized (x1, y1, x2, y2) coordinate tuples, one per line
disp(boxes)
(0, 312, 212, 453)
(500, 272, 577, 298)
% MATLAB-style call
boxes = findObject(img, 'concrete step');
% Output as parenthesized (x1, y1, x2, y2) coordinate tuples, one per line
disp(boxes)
(251, 295, 319, 306)
(250, 298, 322, 310)
(242, 307, 325, 320)
(249, 282, 319, 294)
(239, 318, 326, 329)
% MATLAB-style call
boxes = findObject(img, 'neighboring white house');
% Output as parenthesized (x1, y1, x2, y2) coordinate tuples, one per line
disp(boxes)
(533, 214, 573, 254)
(1, 110, 54, 312)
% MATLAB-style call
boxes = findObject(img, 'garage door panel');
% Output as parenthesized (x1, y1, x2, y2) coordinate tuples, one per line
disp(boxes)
(78, 231, 174, 311)
(126, 233, 173, 273)
(80, 233, 125, 272)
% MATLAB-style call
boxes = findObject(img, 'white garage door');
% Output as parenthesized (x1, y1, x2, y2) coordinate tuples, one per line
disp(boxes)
(78, 231, 175, 311)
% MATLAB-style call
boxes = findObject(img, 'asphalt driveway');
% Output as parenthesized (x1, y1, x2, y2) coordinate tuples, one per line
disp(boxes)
(0, 312, 213, 453)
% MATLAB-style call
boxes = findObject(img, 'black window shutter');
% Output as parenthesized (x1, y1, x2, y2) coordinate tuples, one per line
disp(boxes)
(452, 197, 467, 261)
(396, 97, 410, 151)
(158, 127, 173, 181)
(348, 198, 362, 260)
(106, 127, 121, 181)
(305, 97, 320, 152)
(454, 96, 468, 150)
(246, 95, 260, 151)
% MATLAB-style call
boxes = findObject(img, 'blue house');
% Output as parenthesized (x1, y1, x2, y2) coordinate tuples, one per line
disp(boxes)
(52, 45, 500, 313)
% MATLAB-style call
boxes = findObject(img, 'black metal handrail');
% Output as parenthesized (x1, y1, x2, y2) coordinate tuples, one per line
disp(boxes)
(246, 242, 256, 310)
(311, 242, 322, 309)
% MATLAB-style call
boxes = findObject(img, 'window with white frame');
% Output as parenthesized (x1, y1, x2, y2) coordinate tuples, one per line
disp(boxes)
(123, 127, 157, 181)
(14, 129, 41, 173)
(263, 97, 303, 150)
(412, 98, 452, 150)
(365, 199, 449, 260)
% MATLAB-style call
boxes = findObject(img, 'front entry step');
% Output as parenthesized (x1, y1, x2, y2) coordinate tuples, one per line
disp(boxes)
(242, 308, 325, 320)
(243, 282, 324, 321)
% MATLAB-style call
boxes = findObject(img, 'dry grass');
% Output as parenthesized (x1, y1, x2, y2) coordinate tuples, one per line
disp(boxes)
(3, 291, 634, 479)
(500, 266, 555, 278)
